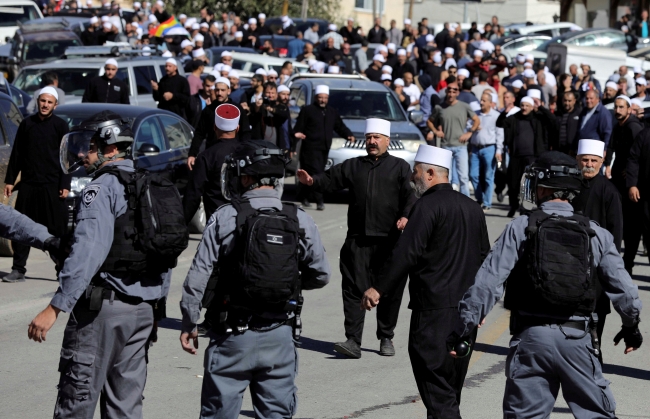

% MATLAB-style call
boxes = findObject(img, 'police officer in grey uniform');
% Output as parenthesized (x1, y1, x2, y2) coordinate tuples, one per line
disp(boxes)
(180, 137, 330, 418)
(450, 151, 643, 418)
(27, 112, 172, 419)
(0, 203, 59, 252)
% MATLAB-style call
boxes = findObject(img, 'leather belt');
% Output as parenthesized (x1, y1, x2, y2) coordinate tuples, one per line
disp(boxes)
(472, 143, 496, 150)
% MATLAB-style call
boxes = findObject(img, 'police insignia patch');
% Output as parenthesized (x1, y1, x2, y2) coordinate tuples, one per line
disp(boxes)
(82, 185, 101, 207)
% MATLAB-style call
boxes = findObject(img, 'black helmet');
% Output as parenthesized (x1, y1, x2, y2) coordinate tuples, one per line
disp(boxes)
(220, 140, 288, 200)
(60, 111, 134, 175)
(520, 151, 582, 205)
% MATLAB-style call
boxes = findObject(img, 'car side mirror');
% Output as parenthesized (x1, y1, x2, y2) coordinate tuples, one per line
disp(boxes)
(409, 110, 424, 125)
(136, 143, 160, 157)
(289, 105, 300, 120)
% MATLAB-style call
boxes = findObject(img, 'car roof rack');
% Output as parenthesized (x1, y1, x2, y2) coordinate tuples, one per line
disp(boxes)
(64, 45, 162, 58)
(19, 20, 71, 32)
(288, 72, 369, 82)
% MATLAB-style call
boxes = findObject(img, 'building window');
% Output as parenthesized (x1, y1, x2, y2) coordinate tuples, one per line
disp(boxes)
(355, 0, 385, 13)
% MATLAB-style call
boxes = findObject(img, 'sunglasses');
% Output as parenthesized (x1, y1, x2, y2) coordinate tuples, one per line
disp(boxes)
(447, 88, 459, 92)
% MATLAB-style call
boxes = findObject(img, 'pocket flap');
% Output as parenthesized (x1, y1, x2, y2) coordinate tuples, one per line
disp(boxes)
(73, 351, 95, 366)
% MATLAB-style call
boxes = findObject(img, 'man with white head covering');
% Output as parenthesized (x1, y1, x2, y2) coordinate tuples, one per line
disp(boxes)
(393, 48, 415, 80)
(26, 71, 65, 114)
(152, 0, 170, 23)
(293, 85, 355, 209)
(365, 54, 385, 82)
(2, 86, 70, 282)
(362, 143, 489, 419)
(226, 30, 244, 46)
(81, 15, 102, 45)
(152, 58, 190, 118)
(340, 17, 362, 44)
(632, 77, 650, 101)
(319, 23, 344, 49)
(82, 58, 130, 104)
(297, 118, 416, 359)
(178, 39, 194, 66)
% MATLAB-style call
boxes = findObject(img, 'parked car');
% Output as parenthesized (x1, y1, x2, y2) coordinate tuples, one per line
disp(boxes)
(22, 16, 90, 39)
(229, 51, 308, 74)
(13, 48, 184, 108)
(0, 72, 29, 115)
(206, 46, 258, 67)
(265, 17, 329, 37)
(510, 22, 582, 38)
(0, 90, 27, 255)
(0, 20, 82, 82)
(0, 0, 43, 45)
(288, 77, 425, 170)
(54, 103, 206, 233)
(491, 34, 551, 54)
(537, 28, 629, 53)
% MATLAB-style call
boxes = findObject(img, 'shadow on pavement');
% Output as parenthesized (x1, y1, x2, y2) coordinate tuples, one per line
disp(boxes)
(638, 285, 650, 292)
(553, 407, 572, 414)
(602, 364, 650, 381)
(474, 342, 509, 356)
(158, 317, 182, 331)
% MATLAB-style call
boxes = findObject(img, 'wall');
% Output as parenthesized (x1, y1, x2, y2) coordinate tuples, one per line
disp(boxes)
(337, 0, 405, 33)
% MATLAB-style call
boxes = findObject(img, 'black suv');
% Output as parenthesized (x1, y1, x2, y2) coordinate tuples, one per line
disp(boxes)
(0, 20, 82, 82)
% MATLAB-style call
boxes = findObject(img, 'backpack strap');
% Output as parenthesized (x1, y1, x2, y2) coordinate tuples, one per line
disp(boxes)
(231, 198, 256, 233)
(525, 208, 551, 237)
(281, 202, 306, 239)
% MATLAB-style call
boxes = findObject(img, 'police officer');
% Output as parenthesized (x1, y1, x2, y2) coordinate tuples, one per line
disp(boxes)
(179, 140, 330, 419)
(450, 151, 642, 418)
(82, 59, 130, 104)
(297, 118, 416, 358)
(0, 204, 60, 254)
(362, 145, 490, 419)
(27, 111, 172, 418)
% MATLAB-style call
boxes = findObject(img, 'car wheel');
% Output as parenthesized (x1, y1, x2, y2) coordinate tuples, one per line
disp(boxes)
(189, 200, 206, 234)
(0, 190, 18, 256)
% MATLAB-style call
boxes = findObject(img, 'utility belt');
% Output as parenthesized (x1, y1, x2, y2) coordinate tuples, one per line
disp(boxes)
(77, 282, 166, 321)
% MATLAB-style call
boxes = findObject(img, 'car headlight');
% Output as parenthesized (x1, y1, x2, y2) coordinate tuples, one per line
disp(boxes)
(330, 137, 347, 150)
(401, 140, 422, 153)
(69, 177, 92, 197)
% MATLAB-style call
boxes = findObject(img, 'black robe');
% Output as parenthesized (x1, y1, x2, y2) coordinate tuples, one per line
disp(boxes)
(188, 98, 251, 157)
(153, 73, 190, 119)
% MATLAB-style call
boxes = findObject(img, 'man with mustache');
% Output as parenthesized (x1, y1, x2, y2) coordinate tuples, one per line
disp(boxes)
(297, 118, 416, 358)
(572, 139, 623, 364)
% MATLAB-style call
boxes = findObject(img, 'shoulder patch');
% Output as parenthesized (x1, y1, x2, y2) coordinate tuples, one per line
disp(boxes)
(82, 185, 101, 207)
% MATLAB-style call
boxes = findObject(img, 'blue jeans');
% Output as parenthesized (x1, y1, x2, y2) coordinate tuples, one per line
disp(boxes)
(443, 145, 470, 196)
(469, 144, 497, 207)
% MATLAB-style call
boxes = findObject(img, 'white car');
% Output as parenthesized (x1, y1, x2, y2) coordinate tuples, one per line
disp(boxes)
(229, 52, 308, 74)
(0, 0, 43, 45)
(511, 22, 582, 38)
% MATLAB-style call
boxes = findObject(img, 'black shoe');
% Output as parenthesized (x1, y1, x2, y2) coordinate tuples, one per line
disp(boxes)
(301, 199, 312, 208)
(481, 205, 490, 212)
(2, 270, 25, 283)
(379, 338, 395, 356)
(333, 339, 361, 358)
(497, 193, 504, 203)
(316, 203, 325, 211)
(507, 208, 517, 218)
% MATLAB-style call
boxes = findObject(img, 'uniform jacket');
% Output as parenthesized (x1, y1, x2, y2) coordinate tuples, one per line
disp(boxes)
(82, 75, 130, 104)
(153, 73, 191, 118)
(293, 103, 353, 151)
(0, 204, 52, 248)
(179, 188, 331, 333)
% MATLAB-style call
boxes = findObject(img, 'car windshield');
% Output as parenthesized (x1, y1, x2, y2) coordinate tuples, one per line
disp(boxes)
(0, 5, 40, 27)
(327, 89, 406, 121)
(54, 109, 135, 129)
(14, 67, 99, 96)
(536, 35, 563, 52)
(23, 39, 81, 62)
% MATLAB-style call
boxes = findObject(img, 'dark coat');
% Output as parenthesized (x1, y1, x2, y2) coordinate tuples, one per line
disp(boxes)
(502, 108, 553, 156)
(605, 114, 644, 191)
(368, 26, 387, 44)
(153, 73, 190, 119)
(293, 103, 353, 152)
(553, 104, 582, 152)
(188, 98, 251, 157)
(626, 126, 650, 195)
(249, 102, 290, 147)
(82, 75, 130, 104)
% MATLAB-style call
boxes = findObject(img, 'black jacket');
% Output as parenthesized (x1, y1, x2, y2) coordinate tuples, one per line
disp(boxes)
(82, 75, 130, 104)
(318, 47, 342, 64)
(153, 73, 190, 119)
(368, 26, 387, 44)
(188, 98, 251, 157)
(626, 126, 650, 195)
(293, 103, 353, 151)
(5, 114, 70, 189)
(553, 105, 582, 152)
(502, 108, 553, 156)
(364, 65, 382, 82)
(249, 102, 290, 146)
(313, 153, 416, 237)
(394, 61, 416, 80)
(339, 26, 362, 44)
(374, 183, 490, 310)
(80, 28, 101, 46)
(183, 137, 240, 223)
(606, 115, 644, 191)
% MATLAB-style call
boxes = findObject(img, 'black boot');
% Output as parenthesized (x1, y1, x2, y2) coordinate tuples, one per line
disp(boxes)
(379, 338, 395, 356)
(333, 339, 361, 358)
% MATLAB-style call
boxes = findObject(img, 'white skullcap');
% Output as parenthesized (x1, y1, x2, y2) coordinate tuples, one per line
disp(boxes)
(156, 0, 163, 6)
(221, 51, 232, 57)
(214, 63, 224, 72)
(457, 68, 470, 78)
(255, 68, 267, 76)
(577, 139, 605, 158)
(382, 65, 392, 74)
(365, 118, 390, 137)
(148, 14, 157, 23)
(277, 85, 290, 93)
(314, 62, 326, 73)
(636, 77, 647, 86)
(387, 43, 396, 51)
(511, 80, 524, 89)
(258, 13, 266, 19)
(327, 66, 340, 74)
(606, 81, 618, 90)
(376, 45, 388, 53)
(267, 69, 278, 76)
(444, 47, 454, 55)
(404, 18, 411, 25)
(520, 96, 534, 106)
(103, 2, 110, 6)
(328, 23, 337, 31)
(315, 85, 329, 95)
(373, 54, 386, 63)
(281, 15, 289, 22)
(228, 70, 239, 79)
(90, 16, 99, 24)
(381, 73, 392, 81)
(192, 48, 205, 58)
(516, 54, 525, 64)
(425, 34, 434, 42)
(39, 86, 59, 101)
(105, 58, 118, 68)
(393, 78, 404, 86)
(235, 31, 243, 37)
(248, 18, 256, 25)
(103, 22, 112, 30)
(470, 101, 481, 112)
(397, 49, 406, 56)
(414, 144, 452, 170)
(181, 39, 193, 49)
(166, 58, 178, 67)
(215, 76, 230, 88)
(307, 59, 317, 66)
(523, 69, 536, 78)
(634, 65, 642, 74)
(200, 22, 209, 28)
(162, 50, 173, 57)
(527, 89, 541, 100)
(523, 62, 533, 69)
(616, 95, 632, 106)
(433, 54, 442, 64)
(101, 15, 109, 22)
(631, 98, 644, 107)
(525, 54, 534, 61)
(347, 17, 354, 22)
(214, 104, 240, 131)
(142, 46, 151, 56)
(473, 49, 483, 58)
(218, 64, 230, 72)
(178, 13, 186, 19)
(191, 23, 200, 30)
(480, 41, 494, 52)
(194, 34, 204, 42)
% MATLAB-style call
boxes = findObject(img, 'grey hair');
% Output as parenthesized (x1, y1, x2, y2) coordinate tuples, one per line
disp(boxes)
(419, 162, 449, 178)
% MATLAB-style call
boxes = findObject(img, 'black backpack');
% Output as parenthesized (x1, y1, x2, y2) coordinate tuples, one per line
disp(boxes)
(102, 166, 189, 271)
(525, 210, 597, 309)
(226, 199, 303, 313)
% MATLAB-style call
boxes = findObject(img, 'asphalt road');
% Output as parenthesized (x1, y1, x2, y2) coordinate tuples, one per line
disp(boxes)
(1, 185, 648, 419)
